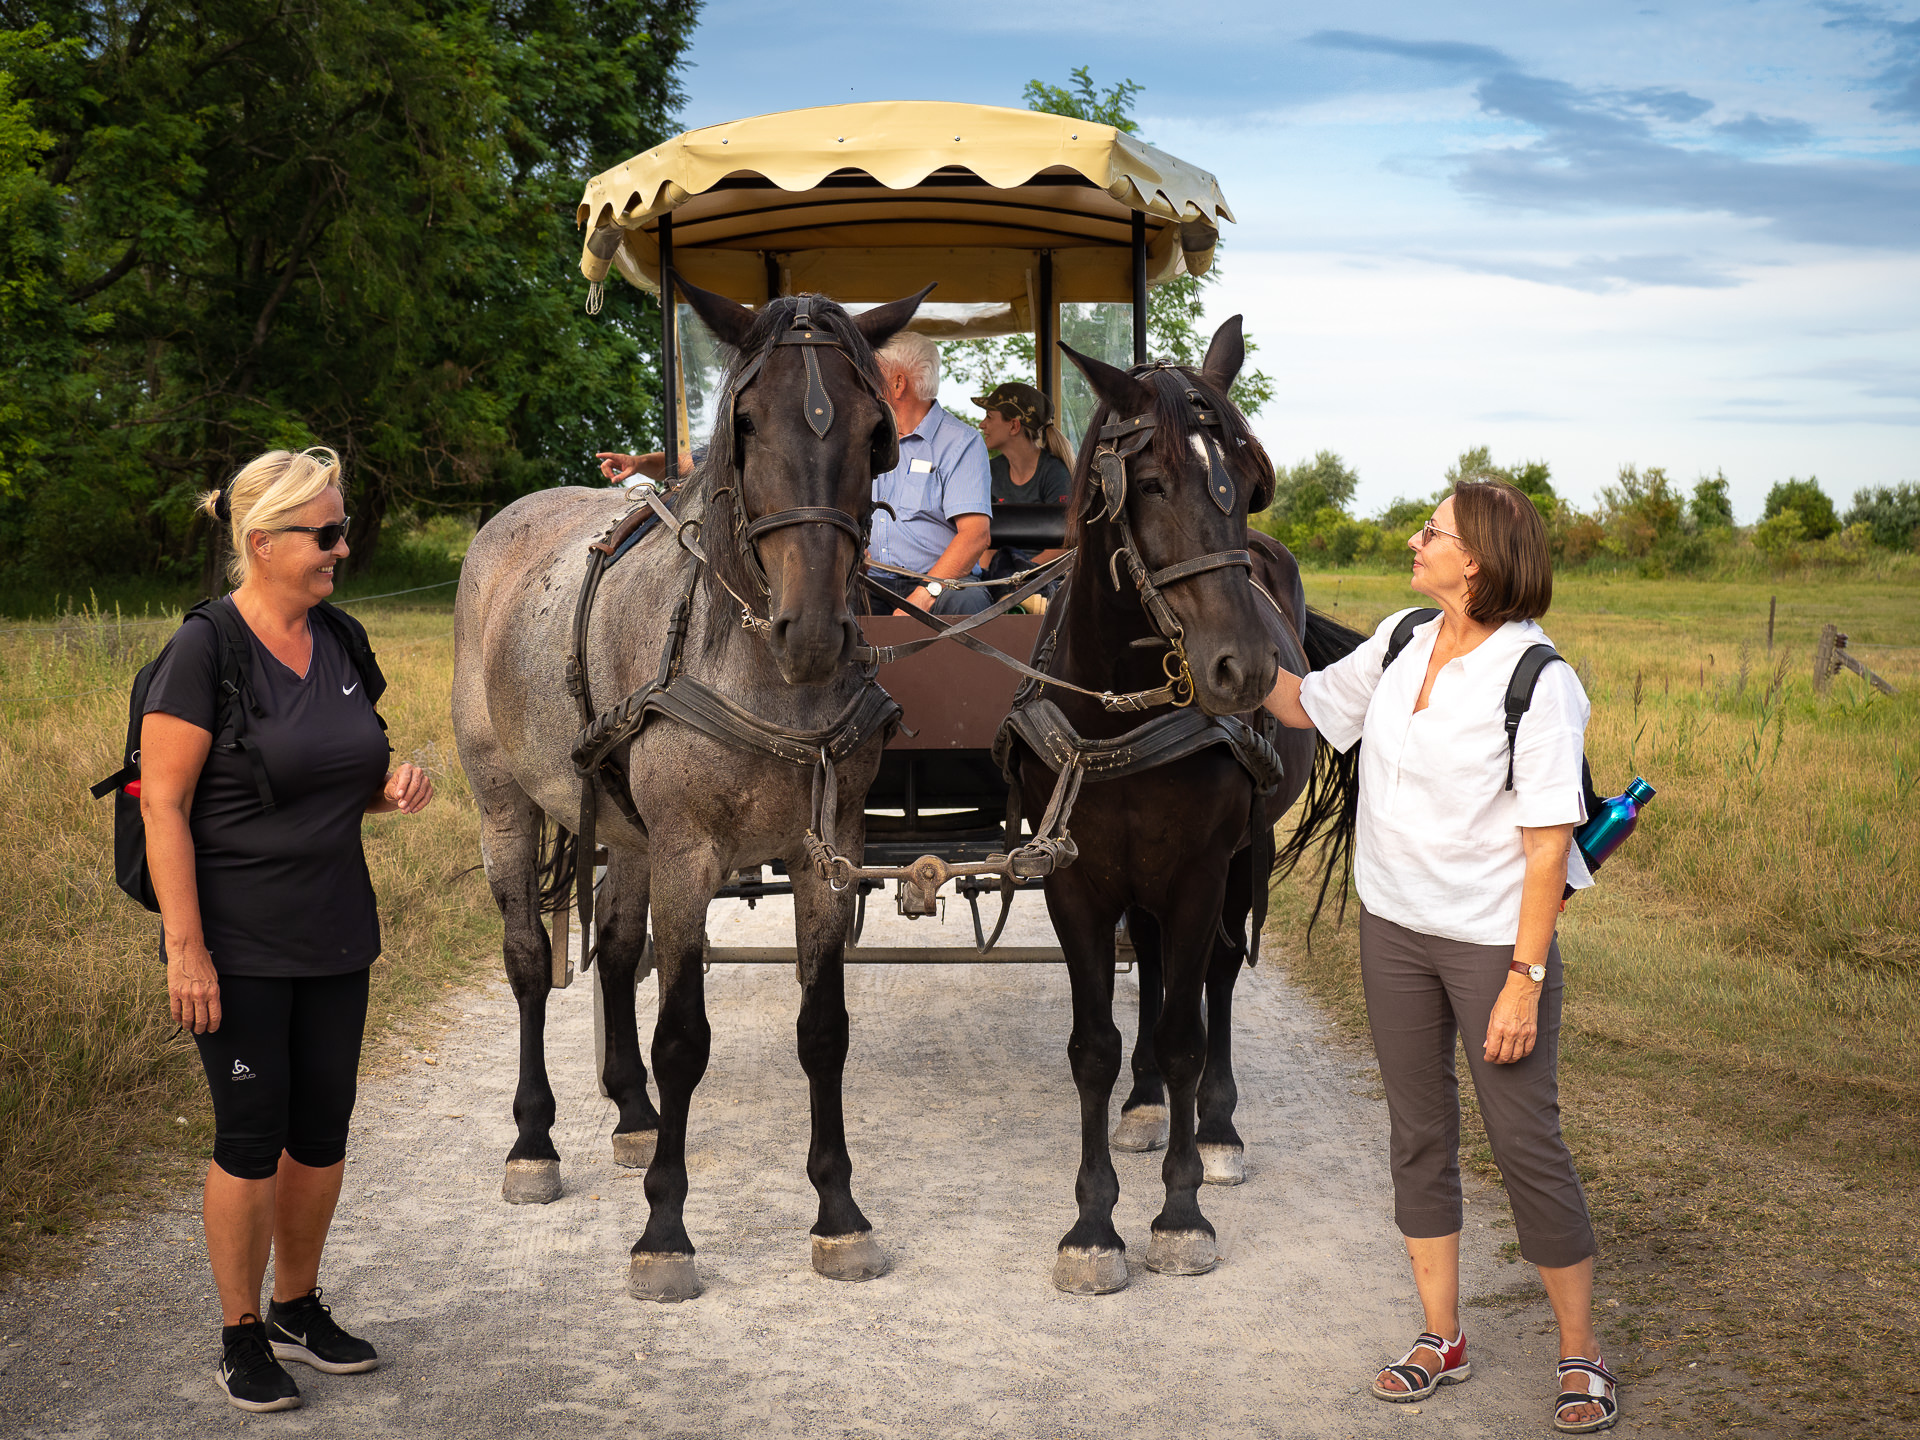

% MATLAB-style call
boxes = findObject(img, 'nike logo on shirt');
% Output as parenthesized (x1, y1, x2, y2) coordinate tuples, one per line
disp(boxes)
(342, 682, 359, 696)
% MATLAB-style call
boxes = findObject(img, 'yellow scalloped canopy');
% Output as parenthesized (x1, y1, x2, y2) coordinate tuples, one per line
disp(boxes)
(575, 101, 1234, 327)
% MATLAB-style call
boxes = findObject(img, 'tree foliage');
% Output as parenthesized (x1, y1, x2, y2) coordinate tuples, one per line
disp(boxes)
(0, 0, 697, 585)
(1763, 476, 1839, 541)
(1845, 482, 1920, 551)
(1690, 471, 1734, 531)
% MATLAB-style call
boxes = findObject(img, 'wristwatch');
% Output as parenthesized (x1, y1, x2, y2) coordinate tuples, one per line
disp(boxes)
(924, 580, 944, 599)
(1510, 960, 1546, 983)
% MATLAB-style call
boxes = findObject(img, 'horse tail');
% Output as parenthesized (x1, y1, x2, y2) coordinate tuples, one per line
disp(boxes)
(535, 813, 577, 917)
(1272, 607, 1368, 942)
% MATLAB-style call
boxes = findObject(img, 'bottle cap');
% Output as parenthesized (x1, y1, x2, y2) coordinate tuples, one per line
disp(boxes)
(1626, 777, 1656, 803)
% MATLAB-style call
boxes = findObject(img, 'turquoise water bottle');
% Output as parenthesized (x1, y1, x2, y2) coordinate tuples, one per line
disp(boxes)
(1575, 777, 1656, 872)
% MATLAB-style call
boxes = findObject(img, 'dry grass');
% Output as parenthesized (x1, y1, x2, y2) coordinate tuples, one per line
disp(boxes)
(0, 603, 497, 1277)
(1274, 569, 1920, 1436)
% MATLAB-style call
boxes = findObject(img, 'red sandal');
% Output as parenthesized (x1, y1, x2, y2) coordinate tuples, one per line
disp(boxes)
(1371, 1329, 1470, 1402)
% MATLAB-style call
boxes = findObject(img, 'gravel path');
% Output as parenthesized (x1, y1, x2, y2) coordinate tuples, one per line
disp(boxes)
(0, 893, 1594, 1438)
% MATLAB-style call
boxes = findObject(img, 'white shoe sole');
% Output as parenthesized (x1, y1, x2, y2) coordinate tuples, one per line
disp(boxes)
(271, 1339, 379, 1375)
(214, 1366, 302, 1412)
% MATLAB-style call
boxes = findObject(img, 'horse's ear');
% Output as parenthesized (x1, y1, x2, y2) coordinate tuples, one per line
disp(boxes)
(853, 284, 937, 351)
(1060, 341, 1153, 420)
(1200, 314, 1244, 394)
(672, 274, 759, 352)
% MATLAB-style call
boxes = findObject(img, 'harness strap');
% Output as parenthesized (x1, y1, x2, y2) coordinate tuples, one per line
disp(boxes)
(993, 698, 1286, 795)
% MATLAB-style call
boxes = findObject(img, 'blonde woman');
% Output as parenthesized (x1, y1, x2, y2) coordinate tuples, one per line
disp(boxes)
(140, 448, 433, 1412)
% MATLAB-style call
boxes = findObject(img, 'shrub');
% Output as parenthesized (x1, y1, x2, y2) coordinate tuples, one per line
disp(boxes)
(1752, 508, 1807, 567)
(1844, 483, 1920, 550)
(1763, 477, 1838, 540)
(1599, 464, 1684, 557)
(1691, 472, 1735, 531)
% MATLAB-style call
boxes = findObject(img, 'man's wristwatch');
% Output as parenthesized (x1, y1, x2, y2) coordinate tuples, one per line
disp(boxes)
(1510, 960, 1546, 983)
(924, 580, 944, 599)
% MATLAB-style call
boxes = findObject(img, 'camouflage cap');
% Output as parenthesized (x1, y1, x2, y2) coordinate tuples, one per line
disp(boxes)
(970, 381, 1051, 432)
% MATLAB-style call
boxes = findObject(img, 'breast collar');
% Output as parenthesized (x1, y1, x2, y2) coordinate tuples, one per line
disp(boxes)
(1085, 368, 1253, 706)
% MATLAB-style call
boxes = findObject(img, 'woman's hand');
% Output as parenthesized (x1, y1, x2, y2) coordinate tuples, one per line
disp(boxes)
(371, 763, 434, 815)
(1484, 973, 1541, 1064)
(1262, 668, 1316, 729)
(167, 935, 222, 1034)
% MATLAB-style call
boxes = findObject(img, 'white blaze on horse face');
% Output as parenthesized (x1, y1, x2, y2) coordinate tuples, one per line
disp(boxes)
(1188, 434, 1207, 468)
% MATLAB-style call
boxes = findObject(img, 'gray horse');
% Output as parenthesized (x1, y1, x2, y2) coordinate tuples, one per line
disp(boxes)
(452, 283, 928, 1301)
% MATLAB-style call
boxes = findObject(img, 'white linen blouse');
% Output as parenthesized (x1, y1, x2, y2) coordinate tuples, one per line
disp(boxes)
(1298, 607, 1594, 946)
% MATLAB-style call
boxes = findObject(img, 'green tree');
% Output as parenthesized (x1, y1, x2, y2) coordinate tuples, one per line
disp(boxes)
(947, 67, 1273, 434)
(1690, 471, 1734, 531)
(0, 0, 697, 585)
(1845, 482, 1920, 550)
(1444, 445, 1556, 518)
(1762, 476, 1838, 541)
(1599, 464, 1684, 558)
(1271, 450, 1358, 522)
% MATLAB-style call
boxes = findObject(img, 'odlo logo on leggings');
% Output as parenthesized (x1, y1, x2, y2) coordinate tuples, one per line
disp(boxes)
(231, 1060, 255, 1082)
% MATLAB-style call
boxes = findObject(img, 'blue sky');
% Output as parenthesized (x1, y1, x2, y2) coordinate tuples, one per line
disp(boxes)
(671, 1, 1920, 520)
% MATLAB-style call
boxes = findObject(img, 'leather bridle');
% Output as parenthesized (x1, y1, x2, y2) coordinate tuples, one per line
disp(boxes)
(1086, 369, 1254, 707)
(719, 306, 895, 599)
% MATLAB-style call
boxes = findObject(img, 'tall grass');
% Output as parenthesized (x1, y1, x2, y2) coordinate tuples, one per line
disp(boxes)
(0, 603, 495, 1275)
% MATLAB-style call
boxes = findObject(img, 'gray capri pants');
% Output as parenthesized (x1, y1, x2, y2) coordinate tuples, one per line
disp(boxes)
(1358, 906, 1596, 1269)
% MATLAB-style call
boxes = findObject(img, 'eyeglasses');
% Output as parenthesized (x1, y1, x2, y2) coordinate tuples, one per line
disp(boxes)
(280, 518, 351, 550)
(1416, 519, 1462, 547)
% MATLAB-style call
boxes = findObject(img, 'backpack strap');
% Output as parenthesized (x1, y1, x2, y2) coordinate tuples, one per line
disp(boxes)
(189, 599, 277, 815)
(1382, 608, 1440, 670)
(1504, 644, 1566, 792)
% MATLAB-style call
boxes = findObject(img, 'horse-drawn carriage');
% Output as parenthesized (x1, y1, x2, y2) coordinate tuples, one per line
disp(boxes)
(572, 101, 1240, 965)
(453, 101, 1354, 1300)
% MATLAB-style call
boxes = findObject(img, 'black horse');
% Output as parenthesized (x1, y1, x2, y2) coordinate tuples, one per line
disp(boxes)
(1000, 320, 1360, 1293)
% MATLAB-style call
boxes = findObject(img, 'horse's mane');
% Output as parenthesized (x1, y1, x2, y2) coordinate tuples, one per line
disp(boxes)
(1064, 364, 1274, 548)
(681, 293, 887, 654)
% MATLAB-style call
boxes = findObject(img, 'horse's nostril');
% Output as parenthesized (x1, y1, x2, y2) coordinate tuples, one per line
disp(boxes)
(1215, 653, 1245, 690)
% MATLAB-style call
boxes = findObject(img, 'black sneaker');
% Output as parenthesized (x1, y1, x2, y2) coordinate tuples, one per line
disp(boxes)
(216, 1315, 302, 1412)
(267, 1288, 380, 1374)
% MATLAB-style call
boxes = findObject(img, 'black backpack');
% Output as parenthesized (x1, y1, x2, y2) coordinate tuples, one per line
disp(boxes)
(1384, 607, 1605, 816)
(90, 599, 388, 913)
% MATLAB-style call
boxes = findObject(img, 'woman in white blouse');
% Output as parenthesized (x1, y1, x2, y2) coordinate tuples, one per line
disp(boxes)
(1264, 481, 1617, 1435)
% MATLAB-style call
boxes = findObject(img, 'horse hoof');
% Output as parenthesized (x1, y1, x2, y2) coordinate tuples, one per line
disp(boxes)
(812, 1231, 889, 1282)
(1144, 1228, 1218, 1276)
(611, 1130, 657, 1169)
(1200, 1143, 1246, 1186)
(1052, 1246, 1129, 1295)
(1111, 1104, 1169, 1152)
(628, 1252, 702, 1302)
(501, 1159, 561, 1205)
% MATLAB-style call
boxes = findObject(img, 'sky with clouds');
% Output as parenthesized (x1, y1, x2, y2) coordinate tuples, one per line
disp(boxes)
(668, 1, 1920, 520)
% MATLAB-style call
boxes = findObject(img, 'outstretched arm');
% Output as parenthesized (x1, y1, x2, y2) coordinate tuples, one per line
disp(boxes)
(1262, 668, 1315, 729)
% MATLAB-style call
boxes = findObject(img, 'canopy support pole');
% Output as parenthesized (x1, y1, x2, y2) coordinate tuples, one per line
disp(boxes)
(1036, 249, 1054, 410)
(660, 213, 678, 471)
(1131, 214, 1147, 364)
(763, 251, 781, 304)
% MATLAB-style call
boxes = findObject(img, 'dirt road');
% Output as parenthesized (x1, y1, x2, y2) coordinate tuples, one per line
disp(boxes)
(0, 893, 1590, 1438)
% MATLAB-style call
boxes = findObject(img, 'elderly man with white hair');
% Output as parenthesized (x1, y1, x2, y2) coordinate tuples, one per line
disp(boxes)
(866, 331, 993, 616)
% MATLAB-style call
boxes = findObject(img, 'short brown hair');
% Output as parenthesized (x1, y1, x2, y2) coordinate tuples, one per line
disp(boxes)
(1451, 480, 1552, 624)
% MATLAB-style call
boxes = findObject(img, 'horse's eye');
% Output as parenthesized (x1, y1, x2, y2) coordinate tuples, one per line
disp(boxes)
(1136, 471, 1167, 496)
(736, 415, 756, 436)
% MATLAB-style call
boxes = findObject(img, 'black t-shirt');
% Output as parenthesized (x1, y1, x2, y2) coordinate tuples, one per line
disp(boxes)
(143, 599, 389, 978)
(989, 451, 1072, 509)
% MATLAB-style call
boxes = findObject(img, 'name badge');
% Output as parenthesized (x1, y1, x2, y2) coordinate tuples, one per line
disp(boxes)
(909, 458, 935, 474)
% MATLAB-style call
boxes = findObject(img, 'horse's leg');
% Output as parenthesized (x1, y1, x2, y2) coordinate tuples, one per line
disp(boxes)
(627, 837, 715, 1302)
(790, 857, 886, 1282)
(596, 844, 661, 1168)
(1197, 845, 1253, 1186)
(1144, 866, 1235, 1277)
(1047, 876, 1131, 1295)
(474, 779, 564, 1205)
(1112, 908, 1170, 1153)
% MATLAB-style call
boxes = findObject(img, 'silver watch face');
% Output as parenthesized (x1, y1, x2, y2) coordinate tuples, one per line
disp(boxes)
(925, 581, 943, 597)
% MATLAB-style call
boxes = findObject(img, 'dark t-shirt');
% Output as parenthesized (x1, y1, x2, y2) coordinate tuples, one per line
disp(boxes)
(989, 451, 1072, 509)
(143, 599, 389, 978)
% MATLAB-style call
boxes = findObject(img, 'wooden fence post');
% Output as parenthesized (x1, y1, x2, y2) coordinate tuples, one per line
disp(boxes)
(1813, 624, 1839, 696)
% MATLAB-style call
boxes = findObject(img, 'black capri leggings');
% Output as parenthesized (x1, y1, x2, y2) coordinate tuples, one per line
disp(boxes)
(192, 968, 370, 1180)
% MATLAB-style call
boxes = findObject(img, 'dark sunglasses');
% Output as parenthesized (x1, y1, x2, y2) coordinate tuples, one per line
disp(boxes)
(280, 517, 351, 550)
